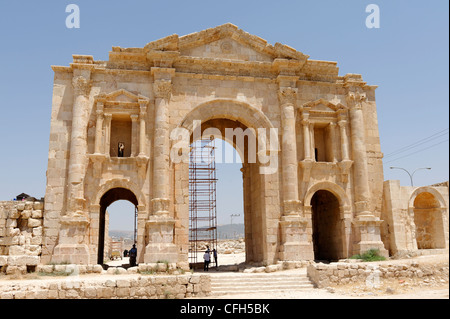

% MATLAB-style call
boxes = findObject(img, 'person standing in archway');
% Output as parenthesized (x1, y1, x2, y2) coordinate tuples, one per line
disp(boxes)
(129, 244, 137, 267)
(203, 250, 210, 271)
(212, 248, 218, 268)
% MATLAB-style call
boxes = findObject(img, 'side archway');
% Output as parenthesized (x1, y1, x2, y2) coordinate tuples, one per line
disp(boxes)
(91, 179, 147, 265)
(303, 182, 352, 260)
(409, 187, 447, 250)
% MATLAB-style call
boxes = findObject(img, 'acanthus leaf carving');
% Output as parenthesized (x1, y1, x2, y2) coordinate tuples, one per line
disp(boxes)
(153, 80, 172, 101)
(277, 86, 298, 106)
(346, 91, 367, 110)
(72, 76, 91, 97)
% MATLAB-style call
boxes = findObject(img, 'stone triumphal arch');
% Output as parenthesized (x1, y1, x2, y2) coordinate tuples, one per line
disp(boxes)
(43, 23, 392, 266)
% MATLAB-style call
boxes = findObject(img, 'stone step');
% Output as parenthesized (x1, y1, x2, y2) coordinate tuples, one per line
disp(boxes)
(209, 272, 316, 296)
(210, 288, 314, 296)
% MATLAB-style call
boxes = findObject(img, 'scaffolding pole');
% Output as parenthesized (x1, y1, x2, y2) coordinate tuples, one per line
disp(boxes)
(189, 138, 218, 266)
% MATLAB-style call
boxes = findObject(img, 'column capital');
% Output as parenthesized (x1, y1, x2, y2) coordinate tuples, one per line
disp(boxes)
(96, 102, 104, 116)
(278, 86, 298, 106)
(338, 119, 348, 127)
(153, 79, 172, 101)
(346, 91, 367, 110)
(130, 114, 139, 121)
(72, 76, 91, 97)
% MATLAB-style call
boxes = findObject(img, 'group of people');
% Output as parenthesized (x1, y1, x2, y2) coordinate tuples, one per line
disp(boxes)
(122, 244, 218, 271)
(203, 246, 218, 271)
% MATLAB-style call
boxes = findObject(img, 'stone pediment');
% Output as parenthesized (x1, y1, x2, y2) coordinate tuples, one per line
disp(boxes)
(303, 98, 347, 113)
(95, 89, 148, 105)
(144, 23, 309, 63)
(180, 37, 274, 62)
(94, 89, 149, 116)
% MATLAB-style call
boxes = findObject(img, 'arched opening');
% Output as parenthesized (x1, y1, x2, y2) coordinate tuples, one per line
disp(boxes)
(98, 187, 138, 266)
(413, 192, 445, 249)
(311, 190, 343, 261)
(187, 117, 266, 270)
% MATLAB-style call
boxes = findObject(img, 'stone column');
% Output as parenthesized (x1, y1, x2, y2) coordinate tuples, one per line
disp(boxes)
(89, 101, 107, 178)
(346, 90, 388, 257)
(66, 74, 91, 217)
(144, 66, 177, 263)
(138, 101, 147, 156)
(53, 69, 92, 265)
(130, 114, 139, 157)
(94, 102, 104, 155)
(347, 91, 372, 217)
(104, 113, 112, 155)
(338, 119, 350, 161)
(309, 122, 315, 161)
(337, 117, 353, 183)
(302, 118, 312, 160)
(277, 77, 311, 261)
(328, 122, 337, 162)
(151, 76, 173, 215)
(278, 86, 300, 211)
(299, 110, 314, 182)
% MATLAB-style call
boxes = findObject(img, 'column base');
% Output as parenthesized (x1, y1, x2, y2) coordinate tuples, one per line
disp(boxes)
(279, 215, 313, 261)
(52, 215, 91, 264)
(52, 244, 90, 265)
(144, 217, 178, 263)
(279, 242, 314, 261)
(144, 243, 178, 263)
(352, 215, 389, 258)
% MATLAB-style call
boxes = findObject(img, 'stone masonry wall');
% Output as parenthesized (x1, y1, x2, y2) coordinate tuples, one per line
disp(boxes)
(307, 259, 449, 289)
(0, 273, 210, 299)
(0, 201, 43, 273)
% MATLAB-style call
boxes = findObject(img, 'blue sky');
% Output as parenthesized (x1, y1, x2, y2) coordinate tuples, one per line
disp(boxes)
(0, 1, 448, 229)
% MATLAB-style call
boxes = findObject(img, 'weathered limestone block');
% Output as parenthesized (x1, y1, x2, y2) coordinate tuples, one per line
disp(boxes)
(31, 210, 43, 218)
(21, 210, 32, 219)
(8, 209, 19, 219)
(7, 255, 39, 266)
(28, 218, 42, 228)
(0, 255, 7, 266)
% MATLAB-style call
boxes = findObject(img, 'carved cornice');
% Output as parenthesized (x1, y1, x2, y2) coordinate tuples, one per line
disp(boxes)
(72, 76, 91, 97)
(147, 50, 180, 68)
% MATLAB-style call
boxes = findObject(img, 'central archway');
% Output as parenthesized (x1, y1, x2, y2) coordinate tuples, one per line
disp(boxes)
(97, 187, 138, 265)
(176, 99, 281, 266)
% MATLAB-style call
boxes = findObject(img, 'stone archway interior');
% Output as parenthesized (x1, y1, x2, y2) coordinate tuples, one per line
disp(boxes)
(98, 187, 138, 264)
(311, 190, 342, 261)
(189, 118, 266, 264)
(413, 192, 445, 249)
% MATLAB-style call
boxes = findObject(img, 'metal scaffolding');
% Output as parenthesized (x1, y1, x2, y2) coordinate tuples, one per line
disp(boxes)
(189, 138, 218, 266)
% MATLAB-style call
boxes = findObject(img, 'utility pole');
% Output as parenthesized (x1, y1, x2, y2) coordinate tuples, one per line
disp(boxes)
(390, 167, 431, 187)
